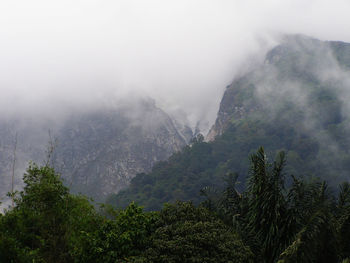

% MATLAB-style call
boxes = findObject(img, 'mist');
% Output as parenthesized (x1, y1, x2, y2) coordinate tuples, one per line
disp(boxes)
(1, 0, 350, 131)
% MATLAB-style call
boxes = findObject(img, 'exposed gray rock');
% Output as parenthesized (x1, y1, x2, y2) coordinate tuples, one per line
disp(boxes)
(0, 98, 190, 203)
(206, 35, 350, 141)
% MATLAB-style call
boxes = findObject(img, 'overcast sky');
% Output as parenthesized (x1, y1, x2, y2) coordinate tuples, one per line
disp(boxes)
(1, 0, 350, 130)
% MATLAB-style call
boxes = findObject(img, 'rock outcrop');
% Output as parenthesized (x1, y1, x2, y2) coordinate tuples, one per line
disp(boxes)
(0, 98, 190, 203)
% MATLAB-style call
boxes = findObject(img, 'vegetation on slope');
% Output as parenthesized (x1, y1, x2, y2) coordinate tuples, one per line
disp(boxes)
(108, 36, 350, 210)
(109, 105, 350, 210)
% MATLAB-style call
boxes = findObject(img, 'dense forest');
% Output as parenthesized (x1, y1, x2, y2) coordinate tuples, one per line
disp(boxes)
(1, 148, 350, 262)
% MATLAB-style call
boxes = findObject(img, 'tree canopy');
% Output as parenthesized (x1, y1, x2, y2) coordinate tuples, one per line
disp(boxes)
(1, 148, 350, 262)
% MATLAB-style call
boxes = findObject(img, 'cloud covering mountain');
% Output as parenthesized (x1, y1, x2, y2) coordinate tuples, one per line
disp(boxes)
(1, 0, 350, 131)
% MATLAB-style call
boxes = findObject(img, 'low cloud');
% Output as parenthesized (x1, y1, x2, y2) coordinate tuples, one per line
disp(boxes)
(0, 0, 350, 131)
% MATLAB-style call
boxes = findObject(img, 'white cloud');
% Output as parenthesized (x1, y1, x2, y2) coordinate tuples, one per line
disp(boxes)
(0, 0, 350, 130)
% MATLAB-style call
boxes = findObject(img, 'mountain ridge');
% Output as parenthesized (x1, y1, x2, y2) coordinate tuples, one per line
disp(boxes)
(109, 35, 350, 210)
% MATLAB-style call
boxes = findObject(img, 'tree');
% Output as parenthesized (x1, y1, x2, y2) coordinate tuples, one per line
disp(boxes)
(202, 147, 345, 263)
(75, 202, 158, 263)
(145, 201, 253, 263)
(0, 164, 99, 263)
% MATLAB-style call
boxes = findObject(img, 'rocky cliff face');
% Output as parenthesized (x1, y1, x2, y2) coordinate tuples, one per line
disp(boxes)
(0, 98, 190, 203)
(207, 35, 350, 141)
(102, 35, 350, 211)
(53, 100, 189, 200)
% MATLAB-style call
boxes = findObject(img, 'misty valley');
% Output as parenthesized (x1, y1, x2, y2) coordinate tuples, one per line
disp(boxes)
(2, 35, 350, 262)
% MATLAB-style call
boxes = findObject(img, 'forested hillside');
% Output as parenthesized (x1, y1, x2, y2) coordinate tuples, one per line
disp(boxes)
(108, 35, 350, 210)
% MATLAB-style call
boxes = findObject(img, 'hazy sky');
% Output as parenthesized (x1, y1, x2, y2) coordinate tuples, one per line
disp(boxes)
(1, 0, 350, 130)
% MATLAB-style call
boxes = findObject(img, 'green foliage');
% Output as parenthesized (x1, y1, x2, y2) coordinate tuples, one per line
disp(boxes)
(1, 149, 350, 262)
(0, 164, 100, 263)
(201, 148, 350, 263)
(245, 148, 288, 261)
(0, 164, 254, 262)
(0, 164, 70, 262)
(145, 201, 253, 263)
(337, 182, 350, 259)
(108, 139, 221, 210)
(75, 202, 158, 263)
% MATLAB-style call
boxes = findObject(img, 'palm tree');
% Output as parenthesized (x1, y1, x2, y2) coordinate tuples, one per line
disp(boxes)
(202, 147, 350, 263)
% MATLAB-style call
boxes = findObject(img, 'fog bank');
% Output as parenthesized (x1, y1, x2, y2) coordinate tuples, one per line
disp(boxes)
(1, 0, 350, 131)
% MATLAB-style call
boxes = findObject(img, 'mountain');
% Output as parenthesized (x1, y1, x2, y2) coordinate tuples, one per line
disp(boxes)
(52, 99, 190, 200)
(207, 35, 350, 140)
(109, 35, 350, 210)
(0, 98, 190, 204)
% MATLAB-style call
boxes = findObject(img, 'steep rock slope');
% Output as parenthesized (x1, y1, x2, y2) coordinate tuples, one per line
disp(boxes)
(110, 35, 350, 210)
(0, 98, 189, 203)
(53, 100, 188, 200)
(208, 35, 350, 140)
